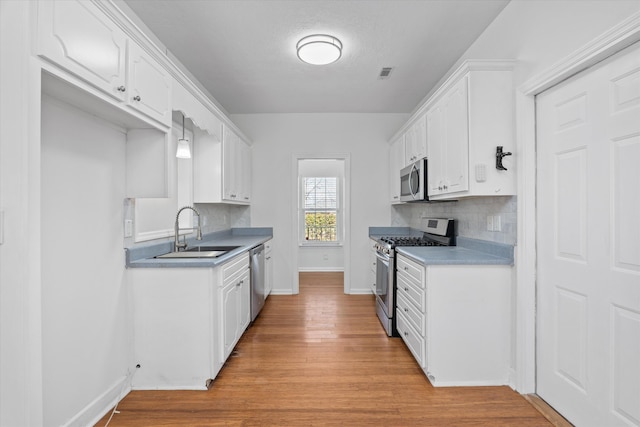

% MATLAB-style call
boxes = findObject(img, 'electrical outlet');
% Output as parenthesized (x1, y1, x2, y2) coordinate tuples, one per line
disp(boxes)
(486, 216, 494, 232)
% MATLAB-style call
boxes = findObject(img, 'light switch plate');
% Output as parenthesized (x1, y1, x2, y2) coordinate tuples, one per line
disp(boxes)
(486, 216, 494, 232)
(124, 219, 133, 238)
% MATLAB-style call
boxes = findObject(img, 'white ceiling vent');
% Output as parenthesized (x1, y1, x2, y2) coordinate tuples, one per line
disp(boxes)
(378, 67, 394, 80)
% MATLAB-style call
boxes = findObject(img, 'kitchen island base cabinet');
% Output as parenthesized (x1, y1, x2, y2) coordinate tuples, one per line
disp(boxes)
(396, 254, 511, 387)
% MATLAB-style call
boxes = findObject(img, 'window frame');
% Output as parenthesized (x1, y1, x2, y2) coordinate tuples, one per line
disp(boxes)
(299, 175, 343, 247)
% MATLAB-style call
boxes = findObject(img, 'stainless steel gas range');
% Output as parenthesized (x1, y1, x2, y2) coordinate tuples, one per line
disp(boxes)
(372, 218, 455, 337)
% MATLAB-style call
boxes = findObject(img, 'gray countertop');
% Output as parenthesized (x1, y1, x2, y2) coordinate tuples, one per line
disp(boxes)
(369, 227, 513, 266)
(126, 228, 272, 268)
(396, 245, 512, 265)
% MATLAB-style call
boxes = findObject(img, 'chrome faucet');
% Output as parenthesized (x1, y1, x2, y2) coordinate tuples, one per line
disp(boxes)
(174, 206, 203, 252)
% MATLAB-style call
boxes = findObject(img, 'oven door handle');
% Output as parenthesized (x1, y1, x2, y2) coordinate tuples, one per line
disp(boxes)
(374, 251, 389, 296)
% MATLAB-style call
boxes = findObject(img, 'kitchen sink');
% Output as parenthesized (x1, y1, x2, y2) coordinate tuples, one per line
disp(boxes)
(154, 246, 240, 259)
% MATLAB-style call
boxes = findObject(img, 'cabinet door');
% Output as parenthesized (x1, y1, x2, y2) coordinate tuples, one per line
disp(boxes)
(404, 125, 416, 164)
(37, 0, 127, 101)
(222, 127, 239, 201)
(426, 104, 445, 196)
(221, 281, 239, 360)
(442, 76, 469, 194)
(127, 43, 172, 126)
(238, 270, 251, 332)
(239, 140, 252, 203)
(389, 136, 404, 202)
(412, 115, 428, 162)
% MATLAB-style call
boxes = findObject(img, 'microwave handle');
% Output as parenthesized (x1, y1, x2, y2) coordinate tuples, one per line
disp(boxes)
(409, 164, 418, 198)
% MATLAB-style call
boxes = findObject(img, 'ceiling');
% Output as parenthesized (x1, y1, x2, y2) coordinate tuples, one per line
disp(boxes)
(123, 0, 509, 114)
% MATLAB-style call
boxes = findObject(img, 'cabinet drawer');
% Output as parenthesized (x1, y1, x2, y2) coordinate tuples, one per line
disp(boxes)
(397, 255, 424, 284)
(222, 252, 249, 282)
(397, 311, 425, 368)
(396, 273, 426, 312)
(396, 292, 425, 335)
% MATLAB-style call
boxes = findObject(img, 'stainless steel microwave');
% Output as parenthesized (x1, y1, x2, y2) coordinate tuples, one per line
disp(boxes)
(400, 158, 428, 202)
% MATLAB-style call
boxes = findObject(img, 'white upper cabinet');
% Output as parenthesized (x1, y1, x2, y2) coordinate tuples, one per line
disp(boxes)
(427, 61, 515, 199)
(222, 126, 252, 204)
(37, 0, 172, 127)
(389, 135, 404, 203)
(390, 60, 515, 201)
(194, 124, 252, 205)
(427, 75, 470, 197)
(404, 114, 427, 165)
(36, 0, 127, 101)
(127, 43, 172, 125)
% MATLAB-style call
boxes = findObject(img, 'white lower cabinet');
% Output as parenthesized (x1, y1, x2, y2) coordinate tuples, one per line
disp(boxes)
(219, 253, 251, 363)
(396, 253, 512, 386)
(131, 252, 250, 390)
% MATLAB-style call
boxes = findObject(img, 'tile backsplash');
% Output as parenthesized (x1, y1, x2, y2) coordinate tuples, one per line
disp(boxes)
(195, 203, 251, 234)
(391, 196, 516, 245)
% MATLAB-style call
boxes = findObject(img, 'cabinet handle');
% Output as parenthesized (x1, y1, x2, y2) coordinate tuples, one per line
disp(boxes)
(133, 95, 141, 102)
(117, 86, 126, 92)
(443, 185, 448, 190)
(438, 186, 443, 191)
(404, 307, 408, 312)
(404, 331, 409, 337)
(404, 287, 409, 292)
(404, 266, 408, 271)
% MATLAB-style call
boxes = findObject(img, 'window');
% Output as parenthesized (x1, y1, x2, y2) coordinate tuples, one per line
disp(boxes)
(301, 176, 341, 244)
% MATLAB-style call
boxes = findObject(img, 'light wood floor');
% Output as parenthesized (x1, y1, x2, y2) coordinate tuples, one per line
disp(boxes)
(97, 272, 553, 426)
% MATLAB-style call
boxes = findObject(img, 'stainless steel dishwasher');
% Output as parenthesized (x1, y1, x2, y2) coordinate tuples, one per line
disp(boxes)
(249, 244, 265, 321)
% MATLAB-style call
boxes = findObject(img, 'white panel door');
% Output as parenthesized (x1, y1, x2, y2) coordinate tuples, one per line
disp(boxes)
(537, 41, 640, 427)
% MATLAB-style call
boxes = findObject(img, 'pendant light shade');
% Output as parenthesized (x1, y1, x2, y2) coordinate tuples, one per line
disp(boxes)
(297, 34, 342, 65)
(176, 113, 191, 159)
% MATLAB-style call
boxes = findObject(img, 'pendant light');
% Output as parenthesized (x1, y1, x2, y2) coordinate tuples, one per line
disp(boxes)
(297, 34, 342, 65)
(176, 113, 191, 159)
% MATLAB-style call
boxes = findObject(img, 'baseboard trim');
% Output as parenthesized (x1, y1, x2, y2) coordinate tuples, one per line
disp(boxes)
(269, 290, 294, 295)
(298, 267, 344, 272)
(523, 394, 573, 427)
(349, 289, 374, 295)
(64, 375, 129, 427)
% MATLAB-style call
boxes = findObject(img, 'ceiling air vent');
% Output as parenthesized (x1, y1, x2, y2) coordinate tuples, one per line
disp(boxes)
(378, 67, 394, 80)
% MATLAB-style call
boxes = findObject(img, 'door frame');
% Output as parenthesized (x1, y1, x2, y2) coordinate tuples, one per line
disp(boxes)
(291, 153, 351, 295)
(514, 11, 640, 393)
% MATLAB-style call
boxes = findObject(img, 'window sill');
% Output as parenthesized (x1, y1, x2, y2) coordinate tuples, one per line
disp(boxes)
(299, 242, 343, 248)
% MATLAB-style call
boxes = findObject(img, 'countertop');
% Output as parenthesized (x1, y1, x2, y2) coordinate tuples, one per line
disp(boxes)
(126, 227, 273, 268)
(396, 245, 512, 265)
(369, 227, 513, 266)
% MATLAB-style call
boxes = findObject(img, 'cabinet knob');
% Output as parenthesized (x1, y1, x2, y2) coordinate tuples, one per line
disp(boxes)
(443, 185, 448, 190)
(133, 95, 141, 102)
(404, 266, 408, 271)
(438, 186, 443, 191)
(404, 287, 409, 292)
(117, 86, 126, 92)
(404, 331, 409, 337)
(404, 307, 408, 312)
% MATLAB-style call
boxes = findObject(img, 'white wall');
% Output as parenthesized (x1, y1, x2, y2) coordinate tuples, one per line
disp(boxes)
(426, 0, 640, 101)
(41, 96, 130, 426)
(230, 113, 409, 294)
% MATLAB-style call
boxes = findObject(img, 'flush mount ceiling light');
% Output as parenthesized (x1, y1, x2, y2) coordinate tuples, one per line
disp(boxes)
(296, 34, 342, 65)
(176, 113, 191, 159)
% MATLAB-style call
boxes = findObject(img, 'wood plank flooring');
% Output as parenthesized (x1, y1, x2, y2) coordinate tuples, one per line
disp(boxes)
(97, 272, 552, 426)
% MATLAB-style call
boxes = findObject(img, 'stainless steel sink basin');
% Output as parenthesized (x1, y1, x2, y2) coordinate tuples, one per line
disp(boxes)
(154, 245, 240, 259)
